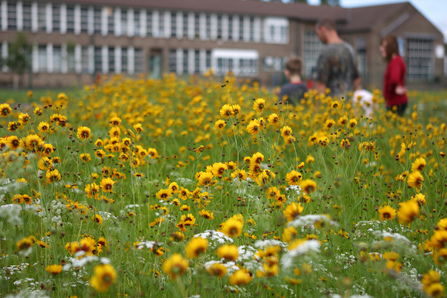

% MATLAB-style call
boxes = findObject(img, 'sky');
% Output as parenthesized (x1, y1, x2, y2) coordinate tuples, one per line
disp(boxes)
(308, 0, 447, 42)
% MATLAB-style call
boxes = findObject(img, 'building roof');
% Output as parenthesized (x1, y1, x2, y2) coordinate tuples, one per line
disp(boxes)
(339, 2, 409, 33)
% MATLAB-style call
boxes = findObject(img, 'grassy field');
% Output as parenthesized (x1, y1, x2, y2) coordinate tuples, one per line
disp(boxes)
(0, 75, 446, 298)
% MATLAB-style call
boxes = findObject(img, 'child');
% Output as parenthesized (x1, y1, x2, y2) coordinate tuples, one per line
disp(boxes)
(277, 58, 308, 105)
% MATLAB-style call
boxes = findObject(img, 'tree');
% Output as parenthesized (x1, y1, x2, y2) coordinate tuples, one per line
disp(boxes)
(320, 0, 340, 6)
(6, 32, 29, 90)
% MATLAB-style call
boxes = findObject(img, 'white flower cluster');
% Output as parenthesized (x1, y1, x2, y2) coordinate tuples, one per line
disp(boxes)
(1, 262, 38, 280)
(63, 256, 111, 271)
(97, 211, 117, 221)
(42, 200, 71, 226)
(135, 241, 162, 250)
(193, 230, 233, 247)
(0, 178, 26, 194)
(334, 253, 356, 269)
(0, 204, 23, 225)
(176, 177, 193, 185)
(281, 240, 320, 269)
(203, 260, 239, 274)
(372, 230, 412, 244)
(287, 214, 339, 229)
(237, 245, 262, 271)
(5, 290, 50, 298)
(285, 184, 301, 195)
(254, 239, 288, 249)
(237, 245, 257, 261)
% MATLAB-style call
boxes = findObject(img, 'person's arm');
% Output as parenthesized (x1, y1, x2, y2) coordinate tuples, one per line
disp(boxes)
(388, 60, 406, 95)
(316, 81, 326, 95)
(353, 77, 362, 91)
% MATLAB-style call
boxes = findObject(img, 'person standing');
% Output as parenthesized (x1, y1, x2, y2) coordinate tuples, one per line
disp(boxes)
(315, 18, 361, 98)
(380, 35, 408, 116)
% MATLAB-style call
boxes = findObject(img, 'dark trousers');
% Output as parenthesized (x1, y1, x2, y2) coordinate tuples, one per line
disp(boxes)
(387, 103, 407, 116)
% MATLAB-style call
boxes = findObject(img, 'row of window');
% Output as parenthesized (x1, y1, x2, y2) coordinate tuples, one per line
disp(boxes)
(0, 43, 143, 74)
(168, 49, 260, 77)
(0, 1, 289, 44)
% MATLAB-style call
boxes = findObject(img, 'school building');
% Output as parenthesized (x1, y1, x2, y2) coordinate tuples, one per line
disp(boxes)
(0, 0, 445, 88)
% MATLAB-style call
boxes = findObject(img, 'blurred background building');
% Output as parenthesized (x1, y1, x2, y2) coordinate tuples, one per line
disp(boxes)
(0, 0, 445, 88)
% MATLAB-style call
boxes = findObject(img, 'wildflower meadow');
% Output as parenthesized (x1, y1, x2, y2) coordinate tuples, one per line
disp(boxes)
(0, 74, 446, 298)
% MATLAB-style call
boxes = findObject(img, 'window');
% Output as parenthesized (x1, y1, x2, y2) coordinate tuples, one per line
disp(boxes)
(239, 58, 257, 76)
(146, 11, 152, 36)
(205, 15, 211, 39)
(0, 43, 5, 71)
(170, 12, 176, 37)
(194, 50, 200, 74)
(303, 30, 323, 78)
(38, 45, 47, 72)
(169, 49, 176, 73)
(206, 50, 211, 69)
(38, 4, 46, 31)
(260, 19, 264, 42)
(93, 8, 101, 33)
(81, 46, 89, 73)
(263, 56, 287, 71)
(53, 45, 62, 73)
(158, 12, 164, 37)
(134, 10, 140, 36)
(194, 14, 199, 38)
(238, 16, 244, 41)
(22, 3, 32, 31)
(108, 47, 115, 73)
(407, 38, 434, 81)
(121, 48, 128, 73)
(228, 16, 233, 40)
(398, 38, 405, 57)
(182, 50, 188, 74)
(94, 47, 102, 72)
(67, 6, 75, 33)
(216, 58, 234, 76)
(80, 7, 88, 33)
(249, 17, 254, 41)
(135, 48, 143, 73)
(212, 50, 258, 76)
(52, 5, 61, 32)
(66, 47, 75, 72)
(107, 8, 114, 34)
(121, 9, 127, 36)
(217, 15, 222, 39)
(182, 13, 188, 38)
(264, 18, 289, 44)
(280, 26, 287, 43)
(355, 38, 367, 80)
(7, 3, 17, 30)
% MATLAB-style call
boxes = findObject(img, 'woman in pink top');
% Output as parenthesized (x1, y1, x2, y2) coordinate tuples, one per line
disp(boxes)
(379, 36, 408, 116)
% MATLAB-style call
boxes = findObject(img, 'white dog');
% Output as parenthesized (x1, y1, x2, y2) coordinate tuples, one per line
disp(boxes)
(352, 89, 374, 118)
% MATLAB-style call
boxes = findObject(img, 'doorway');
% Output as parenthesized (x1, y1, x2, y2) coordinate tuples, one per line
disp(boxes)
(149, 50, 162, 79)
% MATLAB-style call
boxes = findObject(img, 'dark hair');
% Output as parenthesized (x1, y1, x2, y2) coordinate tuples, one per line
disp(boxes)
(316, 18, 336, 31)
(285, 58, 302, 76)
(381, 35, 400, 62)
